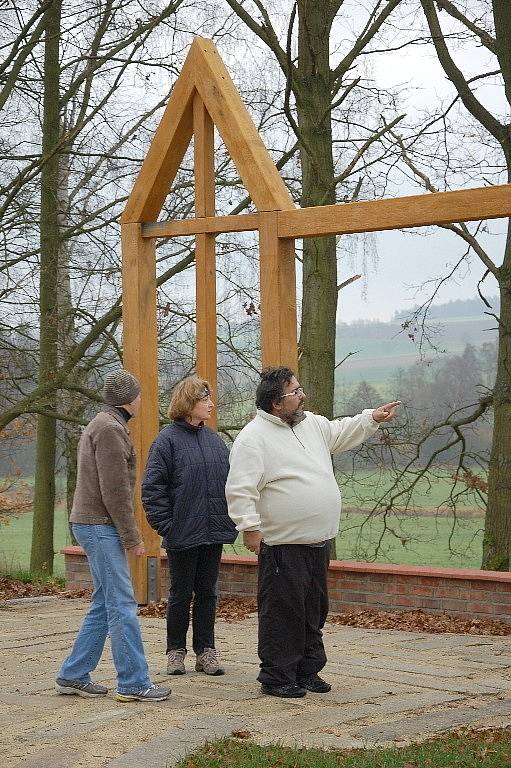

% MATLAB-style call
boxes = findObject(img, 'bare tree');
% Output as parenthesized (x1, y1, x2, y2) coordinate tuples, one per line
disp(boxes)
(223, 0, 405, 417)
(0, 0, 216, 572)
(394, 0, 511, 569)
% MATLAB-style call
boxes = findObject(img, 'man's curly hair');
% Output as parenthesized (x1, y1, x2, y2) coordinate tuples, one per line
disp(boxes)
(255, 367, 295, 413)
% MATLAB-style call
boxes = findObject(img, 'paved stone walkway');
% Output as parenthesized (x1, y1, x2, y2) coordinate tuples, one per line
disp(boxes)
(1, 597, 511, 767)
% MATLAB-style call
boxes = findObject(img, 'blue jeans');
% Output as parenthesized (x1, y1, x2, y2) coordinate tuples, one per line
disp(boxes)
(58, 523, 152, 694)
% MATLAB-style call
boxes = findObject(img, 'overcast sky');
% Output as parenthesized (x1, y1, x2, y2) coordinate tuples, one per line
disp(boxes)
(336, 222, 504, 323)
(330, 20, 506, 324)
(221, 4, 507, 324)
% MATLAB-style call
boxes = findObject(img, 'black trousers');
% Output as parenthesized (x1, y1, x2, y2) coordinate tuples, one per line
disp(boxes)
(257, 542, 329, 687)
(166, 543, 223, 655)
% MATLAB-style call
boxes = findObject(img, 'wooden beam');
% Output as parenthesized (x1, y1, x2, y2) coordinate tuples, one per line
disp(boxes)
(121, 62, 196, 223)
(141, 213, 260, 238)
(192, 38, 295, 213)
(121, 223, 161, 604)
(259, 211, 298, 371)
(194, 94, 218, 429)
(278, 184, 511, 239)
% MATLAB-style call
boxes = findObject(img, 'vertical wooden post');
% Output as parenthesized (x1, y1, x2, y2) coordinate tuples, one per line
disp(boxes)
(121, 222, 161, 604)
(259, 211, 298, 371)
(193, 93, 218, 427)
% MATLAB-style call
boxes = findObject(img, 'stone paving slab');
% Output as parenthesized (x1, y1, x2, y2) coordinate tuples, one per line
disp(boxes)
(247, 689, 464, 736)
(1, 597, 511, 767)
(107, 714, 245, 768)
(349, 696, 511, 744)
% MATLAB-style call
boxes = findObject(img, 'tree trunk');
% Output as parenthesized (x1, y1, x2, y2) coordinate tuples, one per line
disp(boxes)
(56, 151, 83, 534)
(296, 1, 337, 419)
(30, 0, 62, 574)
(482, 1, 511, 570)
(483, 219, 511, 570)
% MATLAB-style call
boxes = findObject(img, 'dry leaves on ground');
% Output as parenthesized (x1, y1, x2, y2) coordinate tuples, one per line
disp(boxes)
(0, 575, 65, 600)
(329, 607, 511, 636)
(2, 576, 510, 636)
(0, 576, 90, 601)
(139, 596, 257, 622)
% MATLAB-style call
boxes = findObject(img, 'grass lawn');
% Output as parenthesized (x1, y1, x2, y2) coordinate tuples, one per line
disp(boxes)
(0, 506, 484, 578)
(225, 510, 484, 569)
(337, 468, 485, 512)
(0, 506, 70, 577)
(0, 469, 485, 577)
(175, 729, 511, 768)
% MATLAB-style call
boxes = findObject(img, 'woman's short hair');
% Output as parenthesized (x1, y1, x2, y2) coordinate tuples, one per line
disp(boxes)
(167, 375, 211, 420)
(256, 367, 295, 413)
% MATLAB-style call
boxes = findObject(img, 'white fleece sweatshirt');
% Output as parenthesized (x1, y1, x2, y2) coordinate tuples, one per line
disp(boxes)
(226, 409, 379, 546)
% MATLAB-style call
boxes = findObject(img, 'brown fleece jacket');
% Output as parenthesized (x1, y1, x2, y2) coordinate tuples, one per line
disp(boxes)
(70, 406, 142, 549)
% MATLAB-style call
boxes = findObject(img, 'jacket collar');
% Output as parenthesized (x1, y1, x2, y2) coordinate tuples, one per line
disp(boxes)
(256, 408, 308, 428)
(101, 405, 130, 433)
(173, 418, 204, 433)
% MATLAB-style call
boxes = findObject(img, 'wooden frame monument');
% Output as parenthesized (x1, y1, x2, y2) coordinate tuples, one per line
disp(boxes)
(121, 38, 511, 604)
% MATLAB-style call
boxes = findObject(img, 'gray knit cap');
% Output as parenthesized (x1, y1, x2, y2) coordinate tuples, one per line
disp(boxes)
(102, 368, 140, 406)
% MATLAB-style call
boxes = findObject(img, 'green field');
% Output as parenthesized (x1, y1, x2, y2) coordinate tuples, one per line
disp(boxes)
(0, 504, 484, 578)
(337, 468, 485, 512)
(0, 506, 70, 577)
(226, 511, 483, 569)
(0, 470, 485, 576)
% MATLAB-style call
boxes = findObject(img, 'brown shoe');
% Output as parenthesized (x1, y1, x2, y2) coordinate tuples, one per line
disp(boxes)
(166, 648, 186, 675)
(195, 647, 224, 676)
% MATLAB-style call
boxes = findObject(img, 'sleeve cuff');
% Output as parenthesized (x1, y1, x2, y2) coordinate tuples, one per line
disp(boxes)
(362, 408, 380, 429)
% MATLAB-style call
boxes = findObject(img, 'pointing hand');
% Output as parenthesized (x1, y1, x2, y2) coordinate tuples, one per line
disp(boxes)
(372, 401, 401, 423)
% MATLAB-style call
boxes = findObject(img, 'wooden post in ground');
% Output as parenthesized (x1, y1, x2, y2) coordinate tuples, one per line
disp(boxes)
(121, 223, 162, 604)
(193, 93, 218, 427)
(259, 211, 298, 371)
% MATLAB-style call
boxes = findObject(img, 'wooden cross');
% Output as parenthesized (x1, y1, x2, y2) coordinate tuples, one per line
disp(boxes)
(121, 38, 511, 603)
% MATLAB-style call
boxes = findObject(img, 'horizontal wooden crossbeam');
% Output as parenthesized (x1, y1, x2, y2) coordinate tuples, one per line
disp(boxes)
(278, 184, 511, 239)
(140, 184, 511, 241)
(141, 213, 260, 237)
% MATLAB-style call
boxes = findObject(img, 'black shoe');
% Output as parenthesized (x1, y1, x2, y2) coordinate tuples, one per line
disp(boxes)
(297, 674, 331, 693)
(261, 683, 307, 698)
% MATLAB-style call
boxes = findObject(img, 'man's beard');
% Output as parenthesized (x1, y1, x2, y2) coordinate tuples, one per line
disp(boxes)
(281, 407, 306, 427)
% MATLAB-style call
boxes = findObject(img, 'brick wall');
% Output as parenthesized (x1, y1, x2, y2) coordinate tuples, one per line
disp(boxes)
(62, 547, 511, 620)
(64, 547, 97, 591)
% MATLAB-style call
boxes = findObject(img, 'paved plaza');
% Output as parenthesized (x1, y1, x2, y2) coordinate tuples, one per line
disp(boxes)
(1, 596, 511, 767)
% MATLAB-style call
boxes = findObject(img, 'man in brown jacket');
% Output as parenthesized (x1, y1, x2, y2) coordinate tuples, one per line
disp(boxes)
(56, 368, 170, 702)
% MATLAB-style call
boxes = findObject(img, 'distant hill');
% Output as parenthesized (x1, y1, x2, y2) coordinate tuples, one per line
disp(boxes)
(336, 296, 498, 387)
(393, 296, 499, 322)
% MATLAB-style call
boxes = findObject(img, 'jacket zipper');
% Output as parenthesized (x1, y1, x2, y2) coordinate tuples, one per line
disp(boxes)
(197, 431, 210, 540)
(291, 426, 306, 449)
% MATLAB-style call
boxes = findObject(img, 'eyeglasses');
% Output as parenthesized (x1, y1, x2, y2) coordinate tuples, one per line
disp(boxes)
(280, 387, 305, 399)
(198, 389, 212, 401)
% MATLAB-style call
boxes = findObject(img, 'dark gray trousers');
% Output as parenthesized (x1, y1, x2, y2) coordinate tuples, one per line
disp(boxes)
(257, 542, 329, 687)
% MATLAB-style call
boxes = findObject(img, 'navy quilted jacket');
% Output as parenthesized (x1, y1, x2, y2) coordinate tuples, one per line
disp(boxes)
(142, 419, 237, 551)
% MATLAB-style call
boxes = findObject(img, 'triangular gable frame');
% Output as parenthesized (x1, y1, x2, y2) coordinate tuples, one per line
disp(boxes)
(121, 37, 511, 604)
(122, 38, 294, 224)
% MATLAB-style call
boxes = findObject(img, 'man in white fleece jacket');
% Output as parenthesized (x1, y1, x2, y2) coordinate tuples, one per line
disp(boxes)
(226, 367, 400, 699)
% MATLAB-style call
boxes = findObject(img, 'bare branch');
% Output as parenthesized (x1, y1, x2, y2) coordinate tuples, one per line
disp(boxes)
(420, 0, 506, 145)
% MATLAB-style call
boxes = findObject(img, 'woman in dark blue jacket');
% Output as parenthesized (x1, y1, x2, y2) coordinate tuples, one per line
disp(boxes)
(142, 376, 236, 676)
